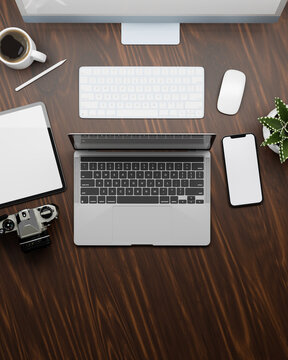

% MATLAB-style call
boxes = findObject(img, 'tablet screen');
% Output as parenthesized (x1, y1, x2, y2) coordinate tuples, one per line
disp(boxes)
(0, 103, 65, 207)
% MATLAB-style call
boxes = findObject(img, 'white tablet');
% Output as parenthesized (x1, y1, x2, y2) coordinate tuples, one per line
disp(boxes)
(0, 103, 65, 208)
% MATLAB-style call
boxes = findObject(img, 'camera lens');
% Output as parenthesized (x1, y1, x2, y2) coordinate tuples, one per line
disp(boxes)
(40, 206, 53, 219)
(3, 219, 15, 231)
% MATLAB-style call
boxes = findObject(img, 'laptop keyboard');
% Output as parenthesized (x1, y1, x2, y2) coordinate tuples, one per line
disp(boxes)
(80, 157, 205, 204)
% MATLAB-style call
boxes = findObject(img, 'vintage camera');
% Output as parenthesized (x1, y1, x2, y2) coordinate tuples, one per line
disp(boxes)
(0, 204, 58, 252)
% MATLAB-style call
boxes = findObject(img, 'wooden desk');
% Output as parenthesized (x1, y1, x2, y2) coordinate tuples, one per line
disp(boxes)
(1, 2, 288, 359)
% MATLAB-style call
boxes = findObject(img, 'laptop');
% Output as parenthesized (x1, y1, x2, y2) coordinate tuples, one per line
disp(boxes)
(68, 133, 216, 246)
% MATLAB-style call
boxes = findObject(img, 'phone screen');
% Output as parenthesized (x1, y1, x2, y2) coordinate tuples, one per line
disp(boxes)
(222, 134, 262, 206)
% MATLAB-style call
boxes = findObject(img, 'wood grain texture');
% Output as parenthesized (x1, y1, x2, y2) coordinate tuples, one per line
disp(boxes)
(1, 2, 288, 359)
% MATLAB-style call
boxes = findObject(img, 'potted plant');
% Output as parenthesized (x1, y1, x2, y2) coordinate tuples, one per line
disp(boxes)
(258, 97, 288, 163)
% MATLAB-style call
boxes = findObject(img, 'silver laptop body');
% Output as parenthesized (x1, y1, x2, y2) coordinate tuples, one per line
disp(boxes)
(68, 133, 216, 246)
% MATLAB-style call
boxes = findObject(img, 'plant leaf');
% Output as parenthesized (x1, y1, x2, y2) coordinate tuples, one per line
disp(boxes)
(261, 130, 281, 146)
(275, 97, 288, 124)
(280, 128, 288, 139)
(258, 116, 282, 130)
(279, 138, 288, 163)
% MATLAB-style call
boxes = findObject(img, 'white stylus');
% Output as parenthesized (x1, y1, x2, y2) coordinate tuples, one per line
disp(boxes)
(15, 59, 67, 92)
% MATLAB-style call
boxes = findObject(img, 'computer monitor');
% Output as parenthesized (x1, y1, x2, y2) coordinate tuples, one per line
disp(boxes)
(15, 0, 287, 45)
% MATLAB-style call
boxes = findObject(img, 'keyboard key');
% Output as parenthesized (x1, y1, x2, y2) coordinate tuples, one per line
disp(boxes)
(115, 163, 122, 170)
(121, 179, 129, 187)
(147, 179, 155, 187)
(164, 180, 172, 187)
(173, 180, 180, 187)
(171, 171, 178, 179)
(196, 199, 204, 204)
(149, 163, 156, 170)
(134, 188, 142, 195)
(145, 171, 152, 179)
(166, 163, 173, 170)
(132, 163, 139, 170)
(193, 163, 204, 170)
(107, 196, 116, 204)
(98, 163, 105, 170)
(81, 171, 92, 178)
(81, 179, 95, 187)
(179, 171, 186, 179)
(179, 199, 187, 204)
(190, 180, 204, 187)
(89, 163, 97, 170)
(153, 171, 161, 178)
(168, 188, 176, 195)
(177, 188, 184, 195)
(196, 171, 204, 179)
(181, 180, 189, 187)
(109, 188, 116, 195)
(96, 179, 103, 187)
(119, 171, 127, 179)
(162, 171, 169, 179)
(188, 196, 195, 204)
(143, 188, 150, 195)
(124, 163, 131, 170)
(104, 179, 112, 187)
(89, 196, 97, 203)
(175, 163, 182, 170)
(160, 196, 169, 204)
(136, 171, 144, 179)
(81, 196, 88, 204)
(170, 196, 178, 204)
(117, 188, 125, 195)
(107, 163, 114, 170)
(141, 163, 148, 170)
(130, 179, 137, 187)
(81, 188, 99, 195)
(128, 171, 135, 178)
(186, 188, 204, 195)
(81, 163, 88, 170)
(98, 196, 105, 204)
(188, 171, 195, 179)
(156, 179, 163, 187)
(139, 179, 146, 187)
(158, 163, 165, 170)
(100, 188, 108, 195)
(126, 188, 133, 195)
(160, 188, 167, 195)
(111, 171, 118, 178)
(117, 196, 159, 204)
(151, 188, 159, 195)
(94, 171, 101, 178)
(183, 163, 191, 170)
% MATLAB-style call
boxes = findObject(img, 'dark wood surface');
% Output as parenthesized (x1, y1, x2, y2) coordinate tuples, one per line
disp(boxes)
(1, 2, 288, 359)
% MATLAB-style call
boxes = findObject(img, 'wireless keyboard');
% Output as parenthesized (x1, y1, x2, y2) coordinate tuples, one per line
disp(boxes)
(79, 66, 204, 119)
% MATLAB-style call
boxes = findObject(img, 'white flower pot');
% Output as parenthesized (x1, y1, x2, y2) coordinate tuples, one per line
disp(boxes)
(262, 108, 280, 154)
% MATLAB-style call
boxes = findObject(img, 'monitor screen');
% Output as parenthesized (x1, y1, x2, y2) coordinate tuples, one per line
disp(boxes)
(15, 0, 287, 22)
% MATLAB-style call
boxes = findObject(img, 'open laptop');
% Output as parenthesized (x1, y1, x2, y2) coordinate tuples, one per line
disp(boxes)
(68, 133, 216, 246)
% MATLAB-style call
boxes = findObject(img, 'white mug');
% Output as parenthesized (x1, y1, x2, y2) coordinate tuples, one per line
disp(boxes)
(0, 27, 47, 70)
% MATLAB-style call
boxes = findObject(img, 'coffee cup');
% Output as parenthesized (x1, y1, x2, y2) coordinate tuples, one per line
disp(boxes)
(0, 27, 47, 70)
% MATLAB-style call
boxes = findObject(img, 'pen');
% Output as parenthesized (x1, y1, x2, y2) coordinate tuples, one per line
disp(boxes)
(15, 59, 67, 92)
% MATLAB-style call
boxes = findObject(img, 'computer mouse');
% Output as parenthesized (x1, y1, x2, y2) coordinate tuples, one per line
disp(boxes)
(217, 69, 246, 115)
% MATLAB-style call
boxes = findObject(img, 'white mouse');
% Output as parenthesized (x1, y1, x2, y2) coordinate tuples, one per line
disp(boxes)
(217, 69, 246, 115)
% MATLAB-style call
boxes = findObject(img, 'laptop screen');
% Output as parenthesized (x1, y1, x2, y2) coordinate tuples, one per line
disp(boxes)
(69, 133, 216, 150)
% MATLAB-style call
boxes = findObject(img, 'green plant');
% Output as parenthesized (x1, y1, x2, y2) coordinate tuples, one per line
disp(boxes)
(258, 97, 288, 163)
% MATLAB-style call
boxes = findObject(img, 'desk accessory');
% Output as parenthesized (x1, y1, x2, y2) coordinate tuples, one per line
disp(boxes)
(0, 103, 65, 208)
(0, 27, 46, 70)
(258, 97, 288, 163)
(222, 134, 262, 207)
(79, 66, 204, 119)
(15, 59, 67, 91)
(217, 69, 246, 115)
(0, 204, 58, 252)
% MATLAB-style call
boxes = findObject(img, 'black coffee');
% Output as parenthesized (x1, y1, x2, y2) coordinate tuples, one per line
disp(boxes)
(0, 31, 29, 62)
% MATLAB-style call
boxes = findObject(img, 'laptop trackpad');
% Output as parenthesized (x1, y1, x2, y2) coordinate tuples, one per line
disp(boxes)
(113, 206, 172, 245)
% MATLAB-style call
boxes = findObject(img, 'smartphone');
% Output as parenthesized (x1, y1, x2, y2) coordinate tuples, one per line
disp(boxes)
(222, 134, 263, 207)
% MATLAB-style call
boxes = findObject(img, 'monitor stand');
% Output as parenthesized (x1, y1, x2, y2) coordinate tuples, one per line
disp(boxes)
(121, 23, 180, 45)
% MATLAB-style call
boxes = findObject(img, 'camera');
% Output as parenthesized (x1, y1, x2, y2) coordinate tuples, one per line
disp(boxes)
(0, 204, 58, 252)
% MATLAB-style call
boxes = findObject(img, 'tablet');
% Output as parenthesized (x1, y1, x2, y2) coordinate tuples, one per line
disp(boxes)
(0, 102, 65, 208)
